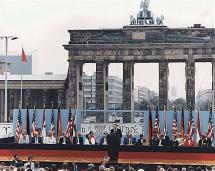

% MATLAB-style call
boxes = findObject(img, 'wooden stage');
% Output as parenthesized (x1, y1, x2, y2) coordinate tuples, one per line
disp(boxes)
(1, 144, 215, 165)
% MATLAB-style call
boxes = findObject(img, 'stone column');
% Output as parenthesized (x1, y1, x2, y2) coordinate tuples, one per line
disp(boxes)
(212, 60, 215, 111)
(8, 90, 14, 122)
(159, 61, 169, 110)
(68, 60, 83, 109)
(57, 90, 64, 106)
(185, 53, 195, 110)
(123, 62, 134, 123)
(0, 90, 4, 122)
(95, 62, 109, 123)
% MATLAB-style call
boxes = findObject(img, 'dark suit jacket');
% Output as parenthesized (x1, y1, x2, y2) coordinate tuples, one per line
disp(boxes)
(123, 137, 136, 145)
(203, 138, 212, 147)
(136, 138, 146, 145)
(150, 137, 159, 146)
(160, 136, 170, 146)
(110, 128, 122, 138)
(30, 137, 43, 144)
(10, 159, 23, 167)
(59, 137, 71, 144)
(170, 139, 179, 147)
(73, 136, 83, 145)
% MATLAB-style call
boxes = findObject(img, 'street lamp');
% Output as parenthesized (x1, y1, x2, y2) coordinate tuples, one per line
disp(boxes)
(0, 36, 18, 122)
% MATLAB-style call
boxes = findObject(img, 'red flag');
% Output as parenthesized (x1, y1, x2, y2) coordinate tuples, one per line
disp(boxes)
(57, 104, 62, 138)
(147, 107, 152, 144)
(21, 47, 27, 62)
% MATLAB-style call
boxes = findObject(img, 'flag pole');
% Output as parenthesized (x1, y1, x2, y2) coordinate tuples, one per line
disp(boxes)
(20, 74, 22, 108)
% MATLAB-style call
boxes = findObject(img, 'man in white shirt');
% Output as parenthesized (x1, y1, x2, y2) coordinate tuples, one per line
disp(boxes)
(19, 130, 29, 144)
(24, 156, 35, 170)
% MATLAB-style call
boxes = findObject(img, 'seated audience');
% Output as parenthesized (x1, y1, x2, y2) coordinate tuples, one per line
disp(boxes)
(44, 131, 56, 144)
(24, 156, 35, 170)
(59, 132, 71, 144)
(70, 161, 78, 171)
(31, 131, 43, 144)
(99, 131, 109, 145)
(10, 154, 23, 168)
(19, 130, 29, 144)
(170, 135, 179, 147)
(73, 132, 84, 145)
(183, 134, 194, 147)
(136, 134, 147, 146)
(123, 132, 136, 145)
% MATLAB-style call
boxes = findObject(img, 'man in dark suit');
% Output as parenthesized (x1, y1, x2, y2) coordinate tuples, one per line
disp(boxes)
(73, 132, 83, 145)
(59, 132, 71, 144)
(30, 131, 43, 144)
(170, 135, 179, 147)
(150, 132, 159, 146)
(10, 154, 23, 168)
(136, 134, 147, 146)
(203, 133, 212, 147)
(110, 123, 122, 138)
(159, 132, 170, 146)
(123, 132, 136, 145)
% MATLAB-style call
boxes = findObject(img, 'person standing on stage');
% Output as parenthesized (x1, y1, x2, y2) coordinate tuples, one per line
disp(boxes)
(73, 132, 84, 145)
(59, 132, 71, 144)
(110, 123, 122, 138)
(30, 131, 43, 144)
(44, 131, 56, 144)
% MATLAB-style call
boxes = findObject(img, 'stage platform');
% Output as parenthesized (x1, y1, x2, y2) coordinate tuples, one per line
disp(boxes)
(1, 144, 215, 165)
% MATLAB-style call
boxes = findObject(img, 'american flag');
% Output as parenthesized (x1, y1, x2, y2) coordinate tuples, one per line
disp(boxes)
(66, 108, 76, 138)
(172, 106, 178, 136)
(207, 104, 214, 142)
(187, 105, 195, 137)
(50, 103, 55, 135)
(15, 109, 22, 143)
(153, 106, 160, 137)
(31, 105, 37, 136)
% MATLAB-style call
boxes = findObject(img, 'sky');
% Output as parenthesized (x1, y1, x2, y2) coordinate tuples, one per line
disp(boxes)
(0, 0, 214, 98)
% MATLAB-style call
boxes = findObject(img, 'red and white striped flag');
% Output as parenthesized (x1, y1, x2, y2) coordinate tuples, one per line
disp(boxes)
(187, 105, 195, 137)
(15, 109, 22, 143)
(153, 106, 160, 137)
(66, 108, 76, 138)
(172, 106, 178, 136)
(207, 104, 214, 142)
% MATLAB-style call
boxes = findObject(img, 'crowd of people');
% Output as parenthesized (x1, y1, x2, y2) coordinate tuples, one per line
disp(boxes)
(18, 123, 212, 147)
(1, 155, 215, 171)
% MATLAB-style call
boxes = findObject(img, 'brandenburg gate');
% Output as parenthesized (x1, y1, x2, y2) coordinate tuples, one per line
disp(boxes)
(64, 0, 215, 122)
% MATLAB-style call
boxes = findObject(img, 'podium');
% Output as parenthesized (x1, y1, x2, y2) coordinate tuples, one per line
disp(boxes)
(107, 134, 121, 162)
(107, 134, 121, 145)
